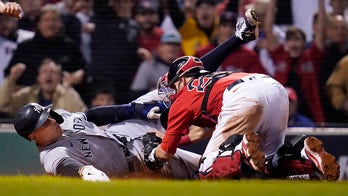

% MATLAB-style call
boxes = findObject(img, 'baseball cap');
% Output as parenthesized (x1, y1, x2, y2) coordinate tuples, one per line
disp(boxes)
(219, 11, 237, 26)
(161, 31, 182, 44)
(135, 0, 157, 15)
(14, 103, 64, 141)
(195, 0, 217, 7)
(285, 87, 298, 102)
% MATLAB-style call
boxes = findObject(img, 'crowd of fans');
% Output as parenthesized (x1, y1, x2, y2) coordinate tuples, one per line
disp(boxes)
(1, 0, 348, 126)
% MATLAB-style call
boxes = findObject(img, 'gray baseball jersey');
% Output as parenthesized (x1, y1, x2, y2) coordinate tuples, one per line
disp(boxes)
(39, 90, 200, 179)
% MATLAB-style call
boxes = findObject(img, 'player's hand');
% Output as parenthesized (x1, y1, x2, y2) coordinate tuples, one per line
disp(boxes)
(134, 101, 168, 120)
(147, 106, 161, 119)
(79, 165, 110, 182)
(0, 2, 23, 18)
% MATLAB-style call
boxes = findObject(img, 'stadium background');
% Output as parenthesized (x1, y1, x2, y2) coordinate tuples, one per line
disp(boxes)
(1, 0, 348, 183)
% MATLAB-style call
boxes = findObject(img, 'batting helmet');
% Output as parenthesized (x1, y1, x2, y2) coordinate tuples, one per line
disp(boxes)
(14, 103, 64, 140)
(167, 56, 209, 87)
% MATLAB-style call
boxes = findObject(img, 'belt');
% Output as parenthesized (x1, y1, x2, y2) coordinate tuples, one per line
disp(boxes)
(227, 79, 244, 91)
(113, 134, 135, 172)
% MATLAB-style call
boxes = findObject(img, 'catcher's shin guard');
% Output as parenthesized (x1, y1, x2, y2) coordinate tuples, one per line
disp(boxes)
(302, 136, 340, 181)
(199, 150, 243, 180)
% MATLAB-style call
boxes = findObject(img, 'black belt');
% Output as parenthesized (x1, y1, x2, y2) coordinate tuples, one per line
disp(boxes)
(113, 134, 135, 172)
(227, 79, 244, 91)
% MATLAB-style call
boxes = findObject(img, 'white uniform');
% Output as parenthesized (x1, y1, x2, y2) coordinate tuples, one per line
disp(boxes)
(199, 74, 289, 173)
(40, 90, 200, 179)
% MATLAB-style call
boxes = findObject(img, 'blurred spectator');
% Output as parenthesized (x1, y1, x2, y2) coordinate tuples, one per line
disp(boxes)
(244, 0, 285, 76)
(291, 0, 320, 42)
(42, 0, 61, 5)
(75, 0, 94, 64)
(130, 30, 182, 98)
(90, 88, 116, 108)
(318, 14, 348, 124)
(4, 5, 86, 93)
(18, 0, 43, 31)
(326, 54, 348, 123)
(263, 0, 326, 123)
(0, 15, 34, 84)
(195, 11, 268, 74)
(328, 0, 348, 18)
(134, 0, 164, 55)
(55, 0, 82, 44)
(88, 0, 140, 104)
(178, 0, 219, 55)
(286, 87, 316, 127)
(0, 58, 87, 117)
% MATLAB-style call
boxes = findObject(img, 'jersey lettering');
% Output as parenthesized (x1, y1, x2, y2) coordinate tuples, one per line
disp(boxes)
(77, 138, 92, 157)
(73, 124, 85, 131)
(187, 77, 212, 92)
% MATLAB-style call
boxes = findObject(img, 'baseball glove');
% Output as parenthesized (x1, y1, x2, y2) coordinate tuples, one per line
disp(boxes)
(142, 132, 163, 170)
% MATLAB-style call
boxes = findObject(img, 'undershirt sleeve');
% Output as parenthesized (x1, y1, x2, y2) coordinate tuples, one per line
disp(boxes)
(56, 157, 84, 177)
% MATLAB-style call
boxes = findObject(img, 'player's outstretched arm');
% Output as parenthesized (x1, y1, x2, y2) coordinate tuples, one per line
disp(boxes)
(201, 8, 260, 72)
(84, 101, 167, 126)
(56, 157, 110, 182)
(0, 1, 22, 18)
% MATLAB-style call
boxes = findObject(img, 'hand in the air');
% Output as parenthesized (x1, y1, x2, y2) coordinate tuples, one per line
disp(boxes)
(0, 2, 22, 18)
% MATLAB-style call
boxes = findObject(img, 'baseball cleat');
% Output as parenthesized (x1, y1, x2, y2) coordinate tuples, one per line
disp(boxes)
(240, 131, 265, 172)
(235, 8, 260, 41)
(303, 136, 340, 181)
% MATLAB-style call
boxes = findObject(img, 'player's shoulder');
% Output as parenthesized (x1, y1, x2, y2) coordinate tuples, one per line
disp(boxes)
(133, 89, 163, 102)
(54, 109, 86, 120)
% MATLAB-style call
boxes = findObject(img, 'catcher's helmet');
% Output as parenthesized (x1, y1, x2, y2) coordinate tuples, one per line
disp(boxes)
(167, 56, 209, 87)
(14, 103, 64, 140)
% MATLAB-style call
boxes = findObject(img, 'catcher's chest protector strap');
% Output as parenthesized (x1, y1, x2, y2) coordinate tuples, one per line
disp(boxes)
(200, 72, 231, 121)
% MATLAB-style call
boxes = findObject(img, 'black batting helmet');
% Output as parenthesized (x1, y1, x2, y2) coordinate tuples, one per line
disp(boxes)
(14, 103, 64, 141)
(167, 56, 209, 87)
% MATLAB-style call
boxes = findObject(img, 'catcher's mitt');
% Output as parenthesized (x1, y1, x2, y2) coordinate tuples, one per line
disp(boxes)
(142, 132, 163, 170)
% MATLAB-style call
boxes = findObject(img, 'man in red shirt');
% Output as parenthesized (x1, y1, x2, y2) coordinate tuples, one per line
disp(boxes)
(263, 0, 326, 123)
(134, 1, 164, 55)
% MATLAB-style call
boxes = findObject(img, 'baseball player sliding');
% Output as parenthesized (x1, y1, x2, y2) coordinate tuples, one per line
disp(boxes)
(0, 1, 22, 18)
(13, 91, 200, 182)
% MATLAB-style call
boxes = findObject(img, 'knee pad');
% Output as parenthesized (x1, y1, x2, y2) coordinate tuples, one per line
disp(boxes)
(199, 151, 242, 180)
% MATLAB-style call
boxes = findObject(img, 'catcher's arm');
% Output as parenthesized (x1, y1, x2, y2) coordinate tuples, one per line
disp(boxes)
(56, 157, 110, 182)
(0, 1, 22, 18)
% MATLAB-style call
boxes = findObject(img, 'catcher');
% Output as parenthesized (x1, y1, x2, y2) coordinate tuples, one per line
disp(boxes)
(143, 9, 340, 181)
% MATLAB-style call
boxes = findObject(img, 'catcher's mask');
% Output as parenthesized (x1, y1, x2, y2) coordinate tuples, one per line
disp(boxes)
(157, 72, 177, 104)
(14, 103, 64, 141)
